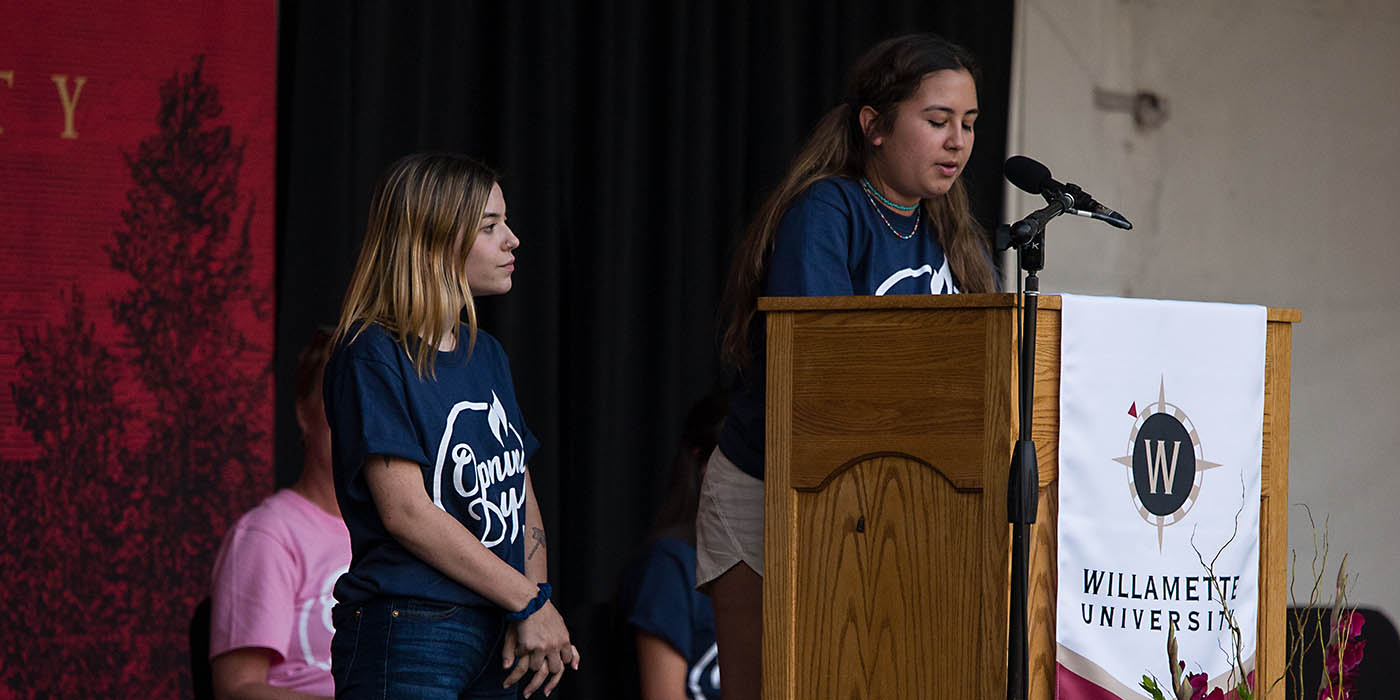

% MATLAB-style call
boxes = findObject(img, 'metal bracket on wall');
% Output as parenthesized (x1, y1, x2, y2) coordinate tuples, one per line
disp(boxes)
(1094, 87, 1170, 130)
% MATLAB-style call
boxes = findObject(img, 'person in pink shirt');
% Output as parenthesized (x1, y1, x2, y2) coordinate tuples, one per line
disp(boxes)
(209, 330, 350, 699)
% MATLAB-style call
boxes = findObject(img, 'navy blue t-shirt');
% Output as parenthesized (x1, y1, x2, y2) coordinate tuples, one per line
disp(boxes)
(324, 322, 540, 608)
(617, 537, 719, 700)
(716, 176, 962, 480)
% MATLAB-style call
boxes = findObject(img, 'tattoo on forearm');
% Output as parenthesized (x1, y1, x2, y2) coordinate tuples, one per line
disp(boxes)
(528, 527, 546, 560)
(383, 456, 391, 470)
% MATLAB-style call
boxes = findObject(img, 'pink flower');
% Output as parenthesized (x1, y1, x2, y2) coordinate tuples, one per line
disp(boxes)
(1188, 671, 1208, 699)
(1319, 611, 1366, 700)
(1185, 671, 1225, 700)
(1324, 638, 1366, 677)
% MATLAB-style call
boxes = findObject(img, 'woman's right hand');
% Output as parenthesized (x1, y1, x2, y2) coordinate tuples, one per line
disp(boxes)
(502, 601, 580, 697)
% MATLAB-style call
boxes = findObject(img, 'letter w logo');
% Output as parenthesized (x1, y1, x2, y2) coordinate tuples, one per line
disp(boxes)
(1143, 440, 1182, 494)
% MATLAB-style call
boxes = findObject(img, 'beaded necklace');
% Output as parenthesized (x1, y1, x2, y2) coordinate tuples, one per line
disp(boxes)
(860, 176, 920, 212)
(861, 189, 921, 240)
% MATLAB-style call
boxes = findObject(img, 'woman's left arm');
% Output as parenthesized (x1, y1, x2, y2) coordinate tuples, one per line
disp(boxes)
(523, 471, 547, 583)
(635, 630, 690, 700)
(502, 469, 581, 693)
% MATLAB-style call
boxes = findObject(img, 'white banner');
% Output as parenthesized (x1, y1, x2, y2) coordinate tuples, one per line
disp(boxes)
(1055, 295, 1266, 698)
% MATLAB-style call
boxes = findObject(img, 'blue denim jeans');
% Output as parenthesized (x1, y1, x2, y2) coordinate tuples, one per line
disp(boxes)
(331, 598, 517, 699)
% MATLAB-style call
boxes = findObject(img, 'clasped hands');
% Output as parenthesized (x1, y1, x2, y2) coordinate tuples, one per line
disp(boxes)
(502, 600, 580, 698)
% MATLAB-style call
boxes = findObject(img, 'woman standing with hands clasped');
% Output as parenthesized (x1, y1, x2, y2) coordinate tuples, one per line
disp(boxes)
(324, 153, 577, 699)
(700, 34, 999, 699)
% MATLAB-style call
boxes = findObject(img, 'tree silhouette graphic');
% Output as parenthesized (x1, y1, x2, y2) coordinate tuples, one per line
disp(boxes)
(110, 54, 269, 490)
(2, 55, 270, 697)
(11, 287, 127, 471)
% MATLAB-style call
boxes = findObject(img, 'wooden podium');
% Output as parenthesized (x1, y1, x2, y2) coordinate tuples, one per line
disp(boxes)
(759, 293, 1297, 700)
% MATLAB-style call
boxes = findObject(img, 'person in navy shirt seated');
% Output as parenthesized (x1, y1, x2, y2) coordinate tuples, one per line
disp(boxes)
(700, 34, 1000, 700)
(617, 392, 726, 700)
(324, 153, 577, 699)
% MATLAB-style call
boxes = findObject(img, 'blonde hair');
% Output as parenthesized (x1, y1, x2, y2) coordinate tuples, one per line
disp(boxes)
(720, 34, 997, 370)
(332, 152, 498, 378)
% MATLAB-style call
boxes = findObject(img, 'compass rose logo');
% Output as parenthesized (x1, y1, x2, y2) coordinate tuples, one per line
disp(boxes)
(1112, 376, 1223, 550)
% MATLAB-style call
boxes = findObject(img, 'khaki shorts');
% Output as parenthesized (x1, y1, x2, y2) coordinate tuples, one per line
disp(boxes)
(695, 447, 765, 587)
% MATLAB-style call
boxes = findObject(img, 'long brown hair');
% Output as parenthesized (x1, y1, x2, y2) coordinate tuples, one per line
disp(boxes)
(332, 152, 498, 378)
(719, 33, 997, 370)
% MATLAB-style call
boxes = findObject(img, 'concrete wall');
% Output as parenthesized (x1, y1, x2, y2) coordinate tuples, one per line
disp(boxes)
(1008, 0, 1400, 623)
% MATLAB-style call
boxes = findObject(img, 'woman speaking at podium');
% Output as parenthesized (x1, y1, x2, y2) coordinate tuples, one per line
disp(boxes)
(702, 33, 998, 699)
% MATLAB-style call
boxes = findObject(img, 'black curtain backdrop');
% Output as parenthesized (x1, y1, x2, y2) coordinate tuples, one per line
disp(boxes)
(275, 2, 1012, 696)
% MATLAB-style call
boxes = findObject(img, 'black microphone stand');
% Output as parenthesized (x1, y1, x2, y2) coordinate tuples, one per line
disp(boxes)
(995, 194, 1068, 700)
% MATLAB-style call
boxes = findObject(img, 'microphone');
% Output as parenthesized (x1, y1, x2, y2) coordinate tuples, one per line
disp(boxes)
(1004, 155, 1133, 230)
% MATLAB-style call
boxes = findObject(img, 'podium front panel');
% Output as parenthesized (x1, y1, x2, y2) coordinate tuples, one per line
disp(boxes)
(763, 298, 1020, 700)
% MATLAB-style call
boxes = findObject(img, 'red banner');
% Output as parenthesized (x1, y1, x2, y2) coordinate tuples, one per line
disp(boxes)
(0, 3, 275, 696)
